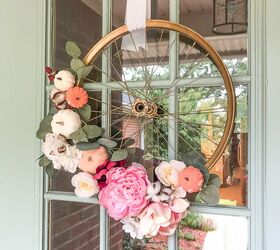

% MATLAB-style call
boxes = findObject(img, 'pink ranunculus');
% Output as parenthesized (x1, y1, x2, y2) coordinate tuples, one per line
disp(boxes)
(98, 163, 150, 220)
(159, 211, 184, 236)
(138, 202, 172, 237)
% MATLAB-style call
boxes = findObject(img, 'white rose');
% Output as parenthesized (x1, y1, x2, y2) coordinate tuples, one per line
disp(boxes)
(54, 70, 75, 91)
(155, 160, 186, 188)
(51, 109, 81, 138)
(71, 172, 100, 198)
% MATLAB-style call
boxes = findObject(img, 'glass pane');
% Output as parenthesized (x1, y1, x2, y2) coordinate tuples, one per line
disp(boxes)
(49, 91, 102, 192)
(179, 0, 248, 76)
(110, 89, 169, 178)
(178, 84, 248, 207)
(112, 0, 169, 30)
(49, 201, 100, 250)
(53, 0, 102, 73)
(109, 218, 168, 250)
(178, 212, 248, 250)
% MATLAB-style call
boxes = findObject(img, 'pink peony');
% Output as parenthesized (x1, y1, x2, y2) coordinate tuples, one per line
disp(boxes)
(98, 163, 150, 220)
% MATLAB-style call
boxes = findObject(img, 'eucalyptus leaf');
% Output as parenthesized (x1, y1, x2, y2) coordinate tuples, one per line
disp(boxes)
(191, 163, 210, 185)
(70, 58, 85, 72)
(66, 41, 81, 58)
(197, 185, 220, 205)
(38, 155, 51, 167)
(77, 104, 91, 122)
(125, 147, 137, 154)
(69, 128, 87, 141)
(76, 142, 100, 151)
(122, 138, 135, 147)
(111, 149, 128, 162)
(207, 174, 221, 188)
(36, 115, 53, 140)
(83, 125, 102, 139)
(77, 66, 93, 80)
(98, 138, 117, 149)
(45, 162, 58, 178)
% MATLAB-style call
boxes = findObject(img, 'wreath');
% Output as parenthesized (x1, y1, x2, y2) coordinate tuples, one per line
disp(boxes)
(37, 41, 221, 239)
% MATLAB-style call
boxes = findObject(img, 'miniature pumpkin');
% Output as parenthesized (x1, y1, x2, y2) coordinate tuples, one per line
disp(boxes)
(78, 146, 109, 174)
(51, 109, 81, 138)
(66, 87, 88, 108)
(54, 70, 75, 91)
(178, 166, 204, 193)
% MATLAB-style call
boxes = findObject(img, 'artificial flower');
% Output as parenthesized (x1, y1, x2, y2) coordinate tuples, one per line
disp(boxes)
(138, 202, 171, 237)
(71, 172, 99, 198)
(169, 198, 190, 213)
(66, 86, 88, 108)
(158, 211, 184, 236)
(50, 88, 67, 110)
(121, 217, 144, 240)
(78, 146, 109, 174)
(178, 166, 204, 193)
(51, 109, 81, 138)
(146, 182, 161, 202)
(54, 70, 75, 91)
(155, 160, 186, 188)
(43, 133, 82, 172)
(93, 159, 126, 189)
(98, 163, 150, 220)
(42, 133, 68, 158)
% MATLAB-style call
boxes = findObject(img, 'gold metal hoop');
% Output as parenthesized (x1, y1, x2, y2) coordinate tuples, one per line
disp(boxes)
(83, 19, 236, 169)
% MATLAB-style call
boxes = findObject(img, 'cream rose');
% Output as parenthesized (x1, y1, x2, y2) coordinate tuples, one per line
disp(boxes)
(51, 109, 81, 138)
(155, 160, 186, 188)
(71, 172, 100, 198)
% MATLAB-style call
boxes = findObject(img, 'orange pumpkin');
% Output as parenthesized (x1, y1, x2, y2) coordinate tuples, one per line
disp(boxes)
(66, 86, 88, 108)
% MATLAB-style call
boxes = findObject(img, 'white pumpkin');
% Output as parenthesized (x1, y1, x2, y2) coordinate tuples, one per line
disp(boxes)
(51, 109, 81, 138)
(54, 70, 75, 91)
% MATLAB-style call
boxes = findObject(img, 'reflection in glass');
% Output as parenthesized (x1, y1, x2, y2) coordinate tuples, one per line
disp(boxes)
(178, 212, 248, 250)
(178, 84, 248, 206)
(49, 201, 100, 250)
(179, 0, 248, 76)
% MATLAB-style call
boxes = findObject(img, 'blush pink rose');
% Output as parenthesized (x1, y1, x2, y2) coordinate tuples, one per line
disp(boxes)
(98, 163, 150, 220)
(159, 211, 184, 236)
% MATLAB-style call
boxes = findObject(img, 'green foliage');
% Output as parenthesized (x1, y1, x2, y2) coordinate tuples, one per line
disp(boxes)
(77, 104, 91, 122)
(66, 41, 81, 58)
(38, 155, 51, 167)
(184, 232, 196, 241)
(77, 66, 93, 81)
(36, 115, 53, 140)
(207, 174, 221, 188)
(180, 212, 215, 232)
(69, 128, 87, 141)
(70, 58, 85, 72)
(98, 138, 117, 149)
(111, 149, 128, 161)
(45, 162, 58, 178)
(76, 142, 100, 151)
(83, 125, 102, 139)
(197, 184, 220, 205)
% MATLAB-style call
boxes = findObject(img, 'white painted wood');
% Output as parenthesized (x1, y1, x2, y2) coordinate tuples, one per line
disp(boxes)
(0, 0, 45, 249)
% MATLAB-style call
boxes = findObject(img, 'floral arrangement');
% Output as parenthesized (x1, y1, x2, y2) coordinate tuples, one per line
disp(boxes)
(37, 42, 221, 240)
